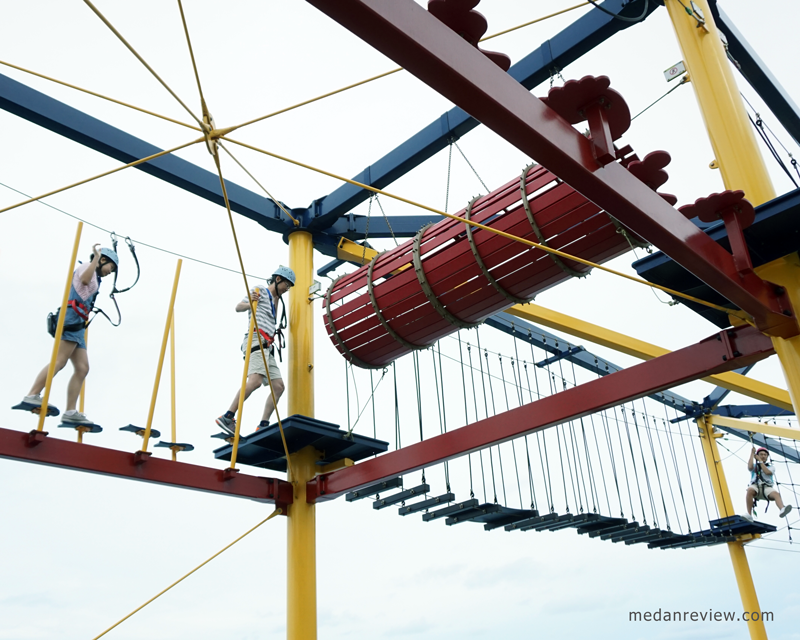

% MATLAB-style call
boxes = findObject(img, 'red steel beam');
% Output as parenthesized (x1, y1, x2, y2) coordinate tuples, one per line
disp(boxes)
(0, 428, 293, 507)
(305, 0, 797, 338)
(307, 324, 774, 502)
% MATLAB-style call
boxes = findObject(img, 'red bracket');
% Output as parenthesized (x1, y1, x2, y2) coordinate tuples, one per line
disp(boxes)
(680, 191, 756, 276)
(133, 451, 152, 465)
(542, 76, 631, 166)
(26, 430, 48, 447)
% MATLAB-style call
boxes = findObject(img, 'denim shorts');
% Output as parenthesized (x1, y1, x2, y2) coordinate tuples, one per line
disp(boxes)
(61, 328, 87, 350)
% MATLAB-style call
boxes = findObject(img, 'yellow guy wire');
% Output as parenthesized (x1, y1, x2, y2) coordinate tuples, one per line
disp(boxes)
(222, 136, 751, 322)
(218, 141, 299, 226)
(174, 1, 300, 228)
(0, 138, 203, 215)
(481, 1, 591, 41)
(141, 260, 182, 453)
(82, 0, 203, 128)
(211, 150, 295, 480)
(230, 308, 255, 469)
(0, 59, 200, 133)
(38, 222, 83, 432)
(216, 2, 591, 138)
(176, 0, 209, 116)
(91, 508, 283, 640)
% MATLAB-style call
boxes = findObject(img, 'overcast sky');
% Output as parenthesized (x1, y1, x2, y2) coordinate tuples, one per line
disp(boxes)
(1, 1, 800, 639)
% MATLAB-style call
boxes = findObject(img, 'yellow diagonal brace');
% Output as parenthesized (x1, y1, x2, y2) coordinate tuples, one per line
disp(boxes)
(507, 304, 793, 411)
(337, 238, 377, 265)
(709, 414, 800, 441)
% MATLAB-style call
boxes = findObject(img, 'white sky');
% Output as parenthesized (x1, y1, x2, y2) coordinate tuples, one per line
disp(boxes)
(1, 1, 799, 639)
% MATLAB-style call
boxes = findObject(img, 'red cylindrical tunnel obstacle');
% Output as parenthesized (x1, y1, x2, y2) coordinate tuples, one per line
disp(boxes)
(324, 163, 647, 369)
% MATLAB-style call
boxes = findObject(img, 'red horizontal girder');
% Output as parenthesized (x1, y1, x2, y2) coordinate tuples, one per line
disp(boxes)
(307, 324, 775, 502)
(306, 0, 797, 338)
(0, 428, 293, 508)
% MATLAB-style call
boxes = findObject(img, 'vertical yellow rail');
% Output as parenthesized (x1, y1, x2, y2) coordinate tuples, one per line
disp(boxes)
(757, 255, 800, 411)
(169, 314, 177, 461)
(286, 230, 316, 640)
(39, 222, 83, 432)
(230, 308, 255, 469)
(697, 416, 767, 640)
(141, 260, 182, 453)
(664, 0, 775, 204)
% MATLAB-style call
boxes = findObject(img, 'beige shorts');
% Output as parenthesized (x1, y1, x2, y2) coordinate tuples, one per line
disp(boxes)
(748, 483, 778, 500)
(247, 348, 282, 386)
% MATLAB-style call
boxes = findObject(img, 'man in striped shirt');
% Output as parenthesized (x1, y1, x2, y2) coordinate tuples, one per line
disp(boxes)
(216, 266, 295, 436)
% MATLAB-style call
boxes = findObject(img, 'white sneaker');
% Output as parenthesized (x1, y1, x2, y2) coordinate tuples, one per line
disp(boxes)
(22, 394, 43, 406)
(742, 513, 754, 522)
(780, 505, 793, 518)
(62, 411, 96, 425)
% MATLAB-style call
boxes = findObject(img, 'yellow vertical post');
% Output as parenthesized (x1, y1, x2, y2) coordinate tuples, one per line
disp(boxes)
(141, 260, 182, 453)
(39, 222, 83, 432)
(697, 416, 767, 640)
(664, 0, 775, 205)
(230, 308, 255, 469)
(665, 0, 798, 432)
(755, 255, 800, 411)
(286, 230, 316, 640)
(169, 313, 177, 461)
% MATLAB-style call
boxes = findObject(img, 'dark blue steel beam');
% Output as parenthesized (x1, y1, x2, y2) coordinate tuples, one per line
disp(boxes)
(717, 428, 800, 463)
(327, 213, 438, 239)
(0, 72, 294, 234)
(708, 1, 800, 147)
(307, 0, 659, 233)
(486, 312, 699, 414)
(702, 365, 754, 409)
(713, 404, 794, 419)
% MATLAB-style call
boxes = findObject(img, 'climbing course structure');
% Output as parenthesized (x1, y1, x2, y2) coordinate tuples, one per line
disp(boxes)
(2, 1, 800, 639)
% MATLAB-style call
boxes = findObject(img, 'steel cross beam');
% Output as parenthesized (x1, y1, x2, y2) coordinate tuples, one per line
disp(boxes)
(307, 324, 775, 502)
(304, 0, 798, 338)
(311, 0, 658, 232)
(0, 427, 293, 507)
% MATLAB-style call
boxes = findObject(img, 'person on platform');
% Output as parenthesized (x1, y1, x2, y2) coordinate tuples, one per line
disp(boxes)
(215, 265, 295, 437)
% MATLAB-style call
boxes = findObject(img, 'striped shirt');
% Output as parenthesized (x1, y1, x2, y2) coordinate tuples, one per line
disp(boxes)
(241, 285, 276, 352)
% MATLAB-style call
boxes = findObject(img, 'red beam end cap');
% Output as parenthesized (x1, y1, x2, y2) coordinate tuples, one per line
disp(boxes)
(541, 75, 631, 140)
(428, 0, 510, 70)
(679, 190, 755, 229)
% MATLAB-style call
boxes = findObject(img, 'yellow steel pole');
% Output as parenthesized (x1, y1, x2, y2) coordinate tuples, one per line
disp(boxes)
(665, 0, 798, 425)
(229, 307, 255, 469)
(697, 416, 767, 640)
(664, 0, 775, 204)
(39, 221, 83, 432)
(141, 260, 182, 453)
(169, 314, 177, 461)
(755, 254, 800, 411)
(286, 230, 317, 640)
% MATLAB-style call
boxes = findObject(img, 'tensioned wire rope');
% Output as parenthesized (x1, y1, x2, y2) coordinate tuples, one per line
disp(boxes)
(181, 2, 597, 139)
(3, 1, 755, 330)
(0, 2, 594, 167)
(91, 508, 283, 639)
(0, 19, 753, 323)
(169, 5, 295, 478)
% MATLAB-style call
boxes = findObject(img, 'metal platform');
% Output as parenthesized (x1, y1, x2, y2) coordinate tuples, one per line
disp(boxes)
(633, 188, 800, 326)
(214, 414, 389, 471)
